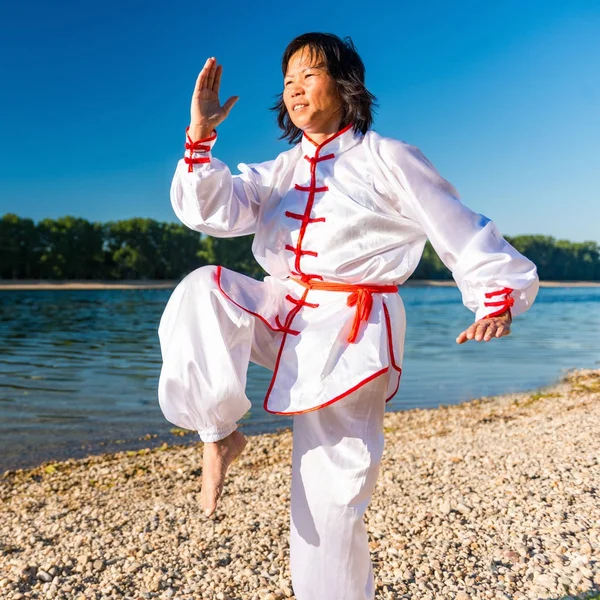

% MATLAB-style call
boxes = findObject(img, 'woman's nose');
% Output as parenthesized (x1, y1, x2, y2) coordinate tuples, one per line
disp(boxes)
(289, 84, 304, 97)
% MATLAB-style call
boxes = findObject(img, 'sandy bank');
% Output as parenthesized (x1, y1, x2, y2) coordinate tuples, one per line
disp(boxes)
(1, 371, 599, 599)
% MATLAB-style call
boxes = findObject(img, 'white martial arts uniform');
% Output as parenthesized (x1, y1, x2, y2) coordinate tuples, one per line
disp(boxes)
(158, 124, 539, 600)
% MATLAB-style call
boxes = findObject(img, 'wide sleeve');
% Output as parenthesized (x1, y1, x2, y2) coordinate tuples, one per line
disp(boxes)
(170, 129, 275, 238)
(375, 136, 539, 320)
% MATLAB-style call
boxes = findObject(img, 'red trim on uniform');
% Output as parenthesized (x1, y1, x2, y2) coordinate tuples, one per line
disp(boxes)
(264, 299, 403, 415)
(484, 287, 513, 298)
(264, 367, 391, 416)
(383, 302, 402, 402)
(303, 123, 353, 148)
(285, 244, 318, 258)
(283, 128, 354, 282)
(275, 315, 300, 336)
(383, 303, 402, 373)
(184, 156, 211, 171)
(285, 294, 319, 309)
(185, 127, 217, 144)
(304, 153, 335, 164)
(482, 287, 514, 320)
(385, 372, 401, 404)
(263, 288, 311, 411)
(184, 128, 216, 172)
(295, 184, 328, 193)
(292, 278, 398, 344)
(214, 266, 285, 334)
(285, 210, 326, 224)
(291, 271, 324, 282)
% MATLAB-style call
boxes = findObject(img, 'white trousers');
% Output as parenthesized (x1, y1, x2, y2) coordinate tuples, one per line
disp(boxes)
(291, 377, 385, 600)
(158, 266, 386, 600)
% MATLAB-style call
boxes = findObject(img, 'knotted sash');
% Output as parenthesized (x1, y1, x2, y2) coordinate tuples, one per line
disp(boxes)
(291, 278, 398, 343)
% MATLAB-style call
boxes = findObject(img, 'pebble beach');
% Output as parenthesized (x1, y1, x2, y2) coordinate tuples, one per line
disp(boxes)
(1, 370, 599, 600)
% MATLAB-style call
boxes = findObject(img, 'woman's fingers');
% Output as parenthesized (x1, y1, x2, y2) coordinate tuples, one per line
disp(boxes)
(206, 58, 217, 91)
(483, 322, 495, 341)
(195, 57, 212, 93)
(213, 64, 223, 94)
(456, 318, 511, 344)
(496, 323, 511, 338)
(474, 321, 490, 341)
(456, 330, 468, 344)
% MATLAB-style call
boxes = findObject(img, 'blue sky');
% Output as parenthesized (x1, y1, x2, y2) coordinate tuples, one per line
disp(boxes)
(0, 0, 598, 242)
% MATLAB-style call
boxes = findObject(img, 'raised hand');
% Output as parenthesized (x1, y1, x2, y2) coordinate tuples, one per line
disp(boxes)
(189, 57, 239, 141)
(456, 310, 512, 344)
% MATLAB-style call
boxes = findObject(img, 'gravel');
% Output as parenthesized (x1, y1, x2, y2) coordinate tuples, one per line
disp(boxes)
(1, 369, 599, 599)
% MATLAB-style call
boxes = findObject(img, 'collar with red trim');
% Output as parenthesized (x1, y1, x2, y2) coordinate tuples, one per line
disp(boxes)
(300, 123, 363, 159)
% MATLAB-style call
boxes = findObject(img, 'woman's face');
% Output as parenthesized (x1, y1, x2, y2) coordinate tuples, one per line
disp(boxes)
(283, 48, 343, 138)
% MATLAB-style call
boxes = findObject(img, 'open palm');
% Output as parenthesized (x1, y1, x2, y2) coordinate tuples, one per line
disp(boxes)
(189, 57, 238, 140)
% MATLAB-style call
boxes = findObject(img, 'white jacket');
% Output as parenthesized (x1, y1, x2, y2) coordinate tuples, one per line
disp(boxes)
(170, 124, 538, 414)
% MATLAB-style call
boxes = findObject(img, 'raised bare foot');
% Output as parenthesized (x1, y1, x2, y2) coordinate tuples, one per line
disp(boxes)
(201, 429, 247, 517)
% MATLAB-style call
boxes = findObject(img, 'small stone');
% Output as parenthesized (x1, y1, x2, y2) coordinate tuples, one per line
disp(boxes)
(456, 503, 471, 515)
(92, 559, 105, 572)
(37, 570, 52, 583)
(535, 573, 556, 589)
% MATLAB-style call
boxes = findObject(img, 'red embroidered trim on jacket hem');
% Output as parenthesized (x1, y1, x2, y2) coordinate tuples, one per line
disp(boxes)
(264, 367, 391, 415)
(263, 298, 403, 415)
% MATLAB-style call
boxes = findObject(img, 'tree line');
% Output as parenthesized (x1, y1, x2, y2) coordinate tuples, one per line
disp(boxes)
(1, 213, 599, 281)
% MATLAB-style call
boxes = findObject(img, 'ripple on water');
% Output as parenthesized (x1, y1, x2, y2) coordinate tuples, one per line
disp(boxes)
(0, 286, 599, 470)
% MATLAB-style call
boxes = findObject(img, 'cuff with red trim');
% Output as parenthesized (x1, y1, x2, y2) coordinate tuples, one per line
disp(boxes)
(184, 127, 217, 173)
(476, 287, 515, 321)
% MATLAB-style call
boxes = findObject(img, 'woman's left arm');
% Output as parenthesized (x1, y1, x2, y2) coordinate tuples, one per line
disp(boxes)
(375, 137, 539, 343)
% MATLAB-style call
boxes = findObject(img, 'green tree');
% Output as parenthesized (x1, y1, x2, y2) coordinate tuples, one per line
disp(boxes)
(37, 216, 105, 279)
(0, 214, 41, 279)
(201, 235, 266, 279)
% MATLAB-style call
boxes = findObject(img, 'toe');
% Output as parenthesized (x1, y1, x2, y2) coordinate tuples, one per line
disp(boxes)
(201, 482, 221, 517)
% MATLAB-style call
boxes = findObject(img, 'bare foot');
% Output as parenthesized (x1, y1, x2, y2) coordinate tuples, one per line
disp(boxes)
(201, 429, 247, 517)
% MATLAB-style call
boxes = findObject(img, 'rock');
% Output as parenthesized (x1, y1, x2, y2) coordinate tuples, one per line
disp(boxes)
(37, 570, 52, 583)
(535, 573, 556, 589)
(92, 559, 105, 572)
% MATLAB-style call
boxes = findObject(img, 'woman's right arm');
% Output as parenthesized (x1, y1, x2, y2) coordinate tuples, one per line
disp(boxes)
(171, 57, 268, 238)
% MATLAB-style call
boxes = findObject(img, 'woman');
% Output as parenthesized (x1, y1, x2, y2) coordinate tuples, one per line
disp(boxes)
(158, 33, 538, 600)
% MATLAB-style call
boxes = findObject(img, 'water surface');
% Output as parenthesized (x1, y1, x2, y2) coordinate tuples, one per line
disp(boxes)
(1, 286, 598, 470)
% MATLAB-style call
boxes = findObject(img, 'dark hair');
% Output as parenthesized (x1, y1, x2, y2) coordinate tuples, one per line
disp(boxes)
(272, 32, 377, 144)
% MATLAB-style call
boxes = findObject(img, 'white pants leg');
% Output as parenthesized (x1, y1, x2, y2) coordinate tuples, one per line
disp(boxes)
(290, 376, 387, 600)
(158, 265, 279, 442)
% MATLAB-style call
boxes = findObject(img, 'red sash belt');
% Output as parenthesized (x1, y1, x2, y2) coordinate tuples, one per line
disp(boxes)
(291, 278, 398, 343)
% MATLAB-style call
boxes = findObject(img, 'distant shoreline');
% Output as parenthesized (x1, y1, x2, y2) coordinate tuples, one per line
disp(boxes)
(1, 279, 599, 291)
(0, 279, 599, 291)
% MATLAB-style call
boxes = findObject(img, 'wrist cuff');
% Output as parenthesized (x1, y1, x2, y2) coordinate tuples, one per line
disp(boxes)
(477, 287, 515, 321)
(184, 127, 217, 172)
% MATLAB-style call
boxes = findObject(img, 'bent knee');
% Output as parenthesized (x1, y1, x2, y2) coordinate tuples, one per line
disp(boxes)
(180, 264, 221, 293)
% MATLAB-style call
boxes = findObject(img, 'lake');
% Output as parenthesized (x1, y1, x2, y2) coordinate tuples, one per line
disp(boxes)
(1, 285, 599, 471)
